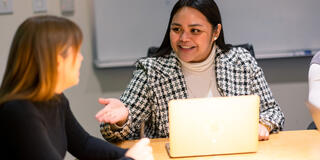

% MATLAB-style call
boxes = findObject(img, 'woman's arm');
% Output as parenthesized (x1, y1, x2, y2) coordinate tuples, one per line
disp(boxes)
(99, 67, 153, 142)
(63, 98, 128, 159)
(251, 59, 285, 133)
(0, 102, 62, 160)
(64, 95, 153, 160)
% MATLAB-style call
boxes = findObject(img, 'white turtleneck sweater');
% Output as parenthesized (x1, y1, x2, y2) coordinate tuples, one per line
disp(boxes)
(177, 44, 221, 98)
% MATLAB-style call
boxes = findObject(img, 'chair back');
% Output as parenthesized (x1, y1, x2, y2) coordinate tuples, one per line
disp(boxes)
(232, 43, 255, 58)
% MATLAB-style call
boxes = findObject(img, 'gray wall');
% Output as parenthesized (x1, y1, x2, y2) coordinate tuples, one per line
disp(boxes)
(0, 1, 313, 159)
(258, 57, 313, 130)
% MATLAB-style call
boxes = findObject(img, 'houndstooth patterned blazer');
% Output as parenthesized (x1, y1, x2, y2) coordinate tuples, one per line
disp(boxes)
(100, 46, 285, 142)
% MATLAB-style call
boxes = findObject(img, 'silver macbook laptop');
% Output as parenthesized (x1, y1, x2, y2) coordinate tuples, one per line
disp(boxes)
(167, 95, 260, 158)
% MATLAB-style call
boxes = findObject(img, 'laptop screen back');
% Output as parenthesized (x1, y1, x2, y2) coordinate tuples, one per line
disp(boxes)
(168, 95, 259, 157)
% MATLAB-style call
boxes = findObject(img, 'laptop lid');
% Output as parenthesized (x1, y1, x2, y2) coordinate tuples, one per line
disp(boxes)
(167, 95, 260, 157)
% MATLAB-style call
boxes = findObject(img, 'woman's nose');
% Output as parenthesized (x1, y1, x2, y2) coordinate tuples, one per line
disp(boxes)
(179, 31, 190, 42)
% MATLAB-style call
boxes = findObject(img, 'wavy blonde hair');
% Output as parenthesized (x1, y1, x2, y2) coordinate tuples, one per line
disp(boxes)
(0, 15, 82, 104)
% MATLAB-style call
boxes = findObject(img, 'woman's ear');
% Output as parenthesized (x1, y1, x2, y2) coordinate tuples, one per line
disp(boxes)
(213, 24, 222, 41)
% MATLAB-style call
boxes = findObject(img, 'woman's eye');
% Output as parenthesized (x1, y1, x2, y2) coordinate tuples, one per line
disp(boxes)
(191, 29, 201, 34)
(171, 27, 181, 32)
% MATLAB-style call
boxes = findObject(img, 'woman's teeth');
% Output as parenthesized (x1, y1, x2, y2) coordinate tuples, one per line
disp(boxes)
(180, 46, 194, 49)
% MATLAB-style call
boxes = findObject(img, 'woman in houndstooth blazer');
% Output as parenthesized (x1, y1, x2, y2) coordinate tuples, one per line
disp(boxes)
(96, 0, 285, 142)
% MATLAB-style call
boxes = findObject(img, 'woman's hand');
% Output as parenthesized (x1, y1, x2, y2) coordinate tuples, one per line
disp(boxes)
(125, 138, 153, 160)
(258, 123, 270, 141)
(95, 98, 129, 126)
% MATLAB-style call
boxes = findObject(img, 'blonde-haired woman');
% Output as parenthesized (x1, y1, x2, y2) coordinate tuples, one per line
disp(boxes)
(0, 15, 153, 160)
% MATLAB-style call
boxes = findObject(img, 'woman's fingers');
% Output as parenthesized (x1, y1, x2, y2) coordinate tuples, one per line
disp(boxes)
(137, 138, 150, 146)
(126, 138, 154, 160)
(98, 98, 110, 105)
(258, 123, 270, 141)
(95, 105, 111, 120)
(96, 98, 129, 124)
(96, 98, 119, 119)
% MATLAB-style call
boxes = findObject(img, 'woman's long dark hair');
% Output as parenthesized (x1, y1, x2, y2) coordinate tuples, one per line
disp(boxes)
(154, 0, 231, 57)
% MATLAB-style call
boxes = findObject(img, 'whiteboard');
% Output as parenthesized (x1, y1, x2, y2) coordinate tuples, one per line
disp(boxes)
(215, 0, 320, 59)
(93, 0, 178, 68)
(93, 0, 320, 68)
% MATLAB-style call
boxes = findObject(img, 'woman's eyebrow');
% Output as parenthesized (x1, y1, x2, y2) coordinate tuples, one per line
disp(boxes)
(189, 24, 203, 27)
(171, 23, 181, 26)
(171, 23, 203, 27)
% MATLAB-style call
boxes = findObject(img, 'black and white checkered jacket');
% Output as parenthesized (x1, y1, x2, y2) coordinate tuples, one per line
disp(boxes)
(100, 46, 285, 142)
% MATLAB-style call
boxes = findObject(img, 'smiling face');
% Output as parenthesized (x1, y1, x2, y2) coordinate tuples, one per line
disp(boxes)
(170, 7, 221, 63)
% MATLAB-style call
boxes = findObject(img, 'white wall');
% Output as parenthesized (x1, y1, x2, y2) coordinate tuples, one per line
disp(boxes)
(0, 1, 129, 159)
(0, 1, 314, 159)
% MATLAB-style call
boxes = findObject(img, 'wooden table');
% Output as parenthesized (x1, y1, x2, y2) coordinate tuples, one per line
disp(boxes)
(117, 130, 320, 160)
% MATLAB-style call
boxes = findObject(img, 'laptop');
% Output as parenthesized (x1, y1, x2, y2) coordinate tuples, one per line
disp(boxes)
(167, 95, 260, 158)
(306, 101, 320, 130)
